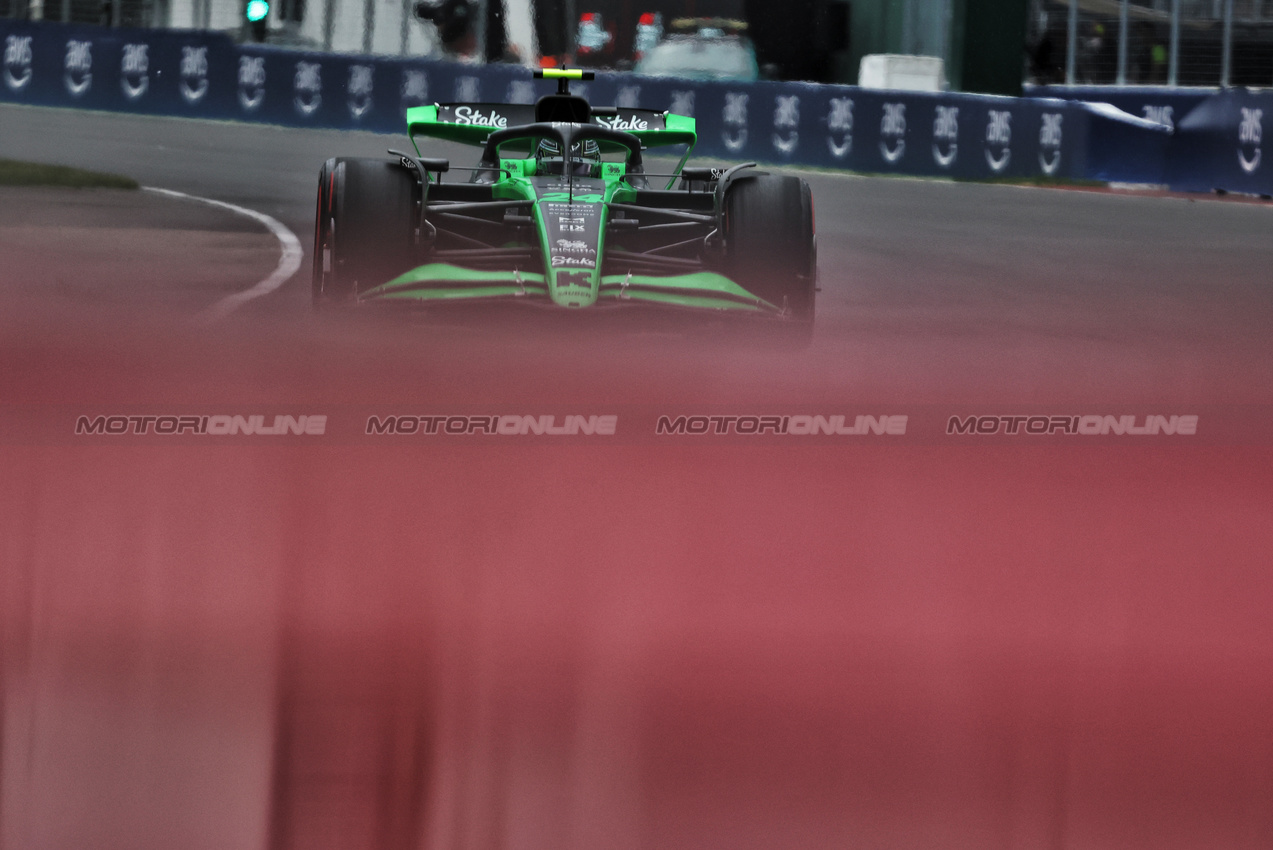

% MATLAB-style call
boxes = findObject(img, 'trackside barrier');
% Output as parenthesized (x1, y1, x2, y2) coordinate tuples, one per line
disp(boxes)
(1030, 84, 1272, 195)
(2, 20, 1266, 193)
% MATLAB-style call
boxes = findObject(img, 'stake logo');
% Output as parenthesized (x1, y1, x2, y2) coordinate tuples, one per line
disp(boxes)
(596, 114, 649, 132)
(347, 64, 373, 118)
(238, 55, 266, 111)
(932, 104, 958, 167)
(670, 90, 694, 117)
(985, 110, 1012, 172)
(551, 255, 596, 267)
(5, 35, 33, 91)
(1238, 107, 1262, 174)
(826, 97, 854, 158)
(401, 69, 428, 111)
(1039, 112, 1063, 175)
(879, 103, 906, 163)
(120, 43, 149, 100)
(773, 94, 800, 154)
(63, 39, 92, 96)
(294, 60, 322, 115)
(179, 46, 208, 103)
(452, 105, 506, 127)
(723, 92, 749, 152)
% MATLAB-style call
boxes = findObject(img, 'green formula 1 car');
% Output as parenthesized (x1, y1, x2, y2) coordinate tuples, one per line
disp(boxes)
(312, 68, 817, 340)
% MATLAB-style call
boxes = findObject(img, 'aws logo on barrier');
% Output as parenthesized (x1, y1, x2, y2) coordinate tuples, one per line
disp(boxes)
(772, 95, 799, 154)
(985, 109, 1012, 172)
(402, 69, 429, 112)
(932, 105, 958, 167)
(1039, 113, 1063, 175)
(348, 65, 373, 119)
(825, 97, 853, 158)
(670, 90, 694, 117)
(1238, 107, 1262, 174)
(238, 56, 265, 110)
(723, 92, 748, 152)
(180, 46, 208, 103)
(294, 61, 322, 115)
(4, 35, 33, 91)
(120, 44, 149, 100)
(63, 39, 92, 96)
(879, 103, 905, 163)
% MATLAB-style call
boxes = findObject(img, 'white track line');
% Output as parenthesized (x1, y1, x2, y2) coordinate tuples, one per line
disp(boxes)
(143, 186, 303, 321)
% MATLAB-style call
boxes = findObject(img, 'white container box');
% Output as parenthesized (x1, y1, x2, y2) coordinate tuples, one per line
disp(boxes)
(858, 54, 945, 92)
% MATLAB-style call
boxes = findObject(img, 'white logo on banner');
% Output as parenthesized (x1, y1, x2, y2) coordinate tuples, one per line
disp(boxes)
(4, 35, 33, 91)
(63, 39, 92, 96)
(294, 61, 322, 115)
(1039, 112, 1063, 175)
(616, 85, 641, 108)
(826, 97, 854, 158)
(1141, 104, 1174, 130)
(879, 102, 906, 163)
(120, 43, 149, 100)
(670, 90, 694, 117)
(773, 94, 799, 154)
(454, 75, 479, 102)
(723, 92, 749, 152)
(985, 109, 1012, 172)
(180, 46, 208, 103)
(932, 105, 958, 167)
(402, 69, 428, 111)
(238, 55, 266, 110)
(1238, 107, 1263, 173)
(348, 64, 373, 118)
(507, 79, 534, 104)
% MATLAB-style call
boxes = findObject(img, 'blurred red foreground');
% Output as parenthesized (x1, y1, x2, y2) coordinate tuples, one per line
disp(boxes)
(3, 307, 1272, 850)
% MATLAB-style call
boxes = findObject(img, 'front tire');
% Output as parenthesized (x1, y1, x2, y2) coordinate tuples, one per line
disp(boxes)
(722, 173, 817, 344)
(312, 157, 419, 306)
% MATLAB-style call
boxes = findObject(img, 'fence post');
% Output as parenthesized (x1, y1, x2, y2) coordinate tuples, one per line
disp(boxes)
(322, 0, 334, 50)
(1168, 0, 1179, 85)
(1116, 0, 1128, 85)
(1066, 0, 1077, 84)
(363, 0, 375, 53)
(1221, 0, 1233, 86)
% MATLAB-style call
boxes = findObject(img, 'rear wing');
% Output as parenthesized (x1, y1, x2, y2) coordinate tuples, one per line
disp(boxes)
(406, 103, 697, 150)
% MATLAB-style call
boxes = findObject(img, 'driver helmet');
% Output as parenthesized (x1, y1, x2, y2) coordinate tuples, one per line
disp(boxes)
(536, 138, 602, 177)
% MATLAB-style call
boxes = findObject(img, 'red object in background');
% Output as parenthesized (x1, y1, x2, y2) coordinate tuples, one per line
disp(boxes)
(539, 54, 558, 67)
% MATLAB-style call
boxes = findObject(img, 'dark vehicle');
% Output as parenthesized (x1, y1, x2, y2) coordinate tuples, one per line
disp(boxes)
(312, 69, 817, 342)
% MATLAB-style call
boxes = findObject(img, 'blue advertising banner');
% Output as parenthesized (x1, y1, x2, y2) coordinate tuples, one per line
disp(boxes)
(2, 20, 1264, 194)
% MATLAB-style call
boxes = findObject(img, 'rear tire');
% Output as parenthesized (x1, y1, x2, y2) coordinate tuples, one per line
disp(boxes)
(312, 157, 419, 306)
(722, 173, 817, 344)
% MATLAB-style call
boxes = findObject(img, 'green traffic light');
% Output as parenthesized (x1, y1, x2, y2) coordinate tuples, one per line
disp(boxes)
(246, 0, 269, 22)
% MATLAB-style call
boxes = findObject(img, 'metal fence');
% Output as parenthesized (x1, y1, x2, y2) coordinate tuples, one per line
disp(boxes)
(1029, 0, 1273, 86)
(0, 0, 451, 56)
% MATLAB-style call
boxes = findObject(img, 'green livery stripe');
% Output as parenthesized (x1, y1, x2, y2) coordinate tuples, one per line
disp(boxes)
(597, 272, 774, 312)
(362, 264, 548, 299)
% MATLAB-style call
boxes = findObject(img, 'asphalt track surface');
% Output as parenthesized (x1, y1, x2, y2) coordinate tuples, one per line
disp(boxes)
(3, 103, 1273, 850)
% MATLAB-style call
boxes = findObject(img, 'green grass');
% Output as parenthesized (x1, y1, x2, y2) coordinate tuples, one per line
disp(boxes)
(0, 158, 139, 189)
